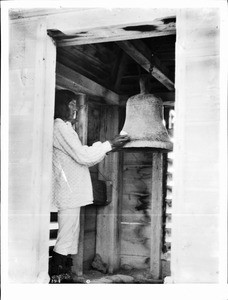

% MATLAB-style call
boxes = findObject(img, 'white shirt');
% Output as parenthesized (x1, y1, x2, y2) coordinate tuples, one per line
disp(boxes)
(52, 118, 112, 210)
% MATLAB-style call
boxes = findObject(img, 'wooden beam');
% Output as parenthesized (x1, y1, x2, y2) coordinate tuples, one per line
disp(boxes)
(72, 94, 88, 277)
(47, 8, 176, 32)
(44, 8, 176, 46)
(54, 25, 175, 47)
(116, 40, 174, 91)
(150, 153, 164, 279)
(110, 51, 128, 93)
(57, 48, 110, 82)
(96, 106, 120, 273)
(56, 62, 120, 105)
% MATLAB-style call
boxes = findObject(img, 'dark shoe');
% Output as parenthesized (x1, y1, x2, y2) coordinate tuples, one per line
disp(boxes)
(49, 251, 68, 279)
(50, 273, 74, 284)
(61, 273, 75, 284)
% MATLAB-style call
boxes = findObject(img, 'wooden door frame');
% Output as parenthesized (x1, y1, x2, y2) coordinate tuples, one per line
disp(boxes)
(46, 8, 176, 278)
(4, 7, 175, 281)
(7, 5, 224, 284)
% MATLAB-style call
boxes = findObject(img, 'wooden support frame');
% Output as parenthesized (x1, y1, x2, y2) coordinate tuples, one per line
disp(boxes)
(116, 40, 174, 91)
(150, 152, 164, 279)
(72, 94, 88, 276)
(44, 8, 175, 47)
(56, 62, 120, 105)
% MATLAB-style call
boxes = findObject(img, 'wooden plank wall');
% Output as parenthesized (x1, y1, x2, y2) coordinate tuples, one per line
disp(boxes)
(83, 102, 101, 270)
(120, 152, 152, 269)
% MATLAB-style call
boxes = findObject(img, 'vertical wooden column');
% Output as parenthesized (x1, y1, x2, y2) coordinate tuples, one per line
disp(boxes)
(96, 105, 120, 273)
(72, 94, 88, 276)
(150, 152, 163, 279)
(8, 18, 56, 283)
(170, 9, 220, 283)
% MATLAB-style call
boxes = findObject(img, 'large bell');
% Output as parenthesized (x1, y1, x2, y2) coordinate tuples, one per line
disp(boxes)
(121, 79, 173, 152)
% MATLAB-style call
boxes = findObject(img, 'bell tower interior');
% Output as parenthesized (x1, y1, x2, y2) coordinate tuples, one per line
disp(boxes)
(7, 6, 223, 285)
(49, 26, 176, 283)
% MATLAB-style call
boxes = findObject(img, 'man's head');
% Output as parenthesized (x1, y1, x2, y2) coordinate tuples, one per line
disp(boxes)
(54, 89, 78, 123)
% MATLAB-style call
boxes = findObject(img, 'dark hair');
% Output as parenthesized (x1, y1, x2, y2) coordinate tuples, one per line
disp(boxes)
(54, 89, 76, 120)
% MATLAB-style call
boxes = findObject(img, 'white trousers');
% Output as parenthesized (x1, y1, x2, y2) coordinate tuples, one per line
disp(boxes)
(54, 207, 81, 256)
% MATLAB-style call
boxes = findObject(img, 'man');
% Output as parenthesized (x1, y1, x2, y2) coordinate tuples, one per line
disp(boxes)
(49, 89, 129, 283)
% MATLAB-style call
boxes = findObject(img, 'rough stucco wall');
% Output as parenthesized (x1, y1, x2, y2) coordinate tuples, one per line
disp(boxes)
(9, 19, 56, 283)
(171, 9, 220, 283)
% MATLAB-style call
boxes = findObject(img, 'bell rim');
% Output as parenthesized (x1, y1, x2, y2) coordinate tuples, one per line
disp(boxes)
(122, 140, 173, 152)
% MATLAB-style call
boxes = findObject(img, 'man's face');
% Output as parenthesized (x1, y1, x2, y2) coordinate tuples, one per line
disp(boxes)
(68, 99, 78, 124)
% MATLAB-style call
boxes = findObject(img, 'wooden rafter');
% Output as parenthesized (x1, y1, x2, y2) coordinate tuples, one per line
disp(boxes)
(116, 40, 174, 91)
(56, 63, 120, 105)
(57, 48, 110, 89)
(44, 8, 176, 47)
(111, 52, 128, 92)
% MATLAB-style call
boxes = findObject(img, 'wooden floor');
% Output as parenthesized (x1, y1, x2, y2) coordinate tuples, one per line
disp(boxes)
(73, 268, 164, 284)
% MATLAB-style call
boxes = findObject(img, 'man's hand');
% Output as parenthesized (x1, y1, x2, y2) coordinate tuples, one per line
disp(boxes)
(109, 134, 130, 152)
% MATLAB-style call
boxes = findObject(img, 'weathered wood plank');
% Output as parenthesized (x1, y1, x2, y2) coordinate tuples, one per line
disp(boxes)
(72, 94, 88, 276)
(96, 105, 120, 273)
(123, 151, 152, 165)
(84, 205, 97, 233)
(121, 255, 149, 269)
(64, 45, 110, 74)
(57, 48, 109, 88)
(9, 19, 56, 283)
(45, 8, 175, 46)
(8, 163, 32, 211)
(83, 231, 96, 271)
(123, 165, 152, 179)
(122, 153, 153, 224)
(98, 106, 119, 181)
(123, 166, 152, 198)
(46, 8, 176, 34)
(56, 26, 176, 47)
(150, 153, 164, 279)
(87, 104, 101, 146)
(56, 63, 120, 105)
(120, 149, 153, 268)
(121, 194, 151, 223)
(116, 40, 174, 91)
(112, 52, 128, 92)
(120, 223, 150, 256)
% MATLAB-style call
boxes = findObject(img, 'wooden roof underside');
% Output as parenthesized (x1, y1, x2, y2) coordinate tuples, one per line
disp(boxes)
(50, 17, 176, 106)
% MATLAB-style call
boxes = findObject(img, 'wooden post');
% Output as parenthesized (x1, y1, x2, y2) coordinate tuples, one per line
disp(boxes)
(150, 152, 163, 279)
(170, 8, 221, 283)
(8, 18, 56, 283)
(96, 105, 120, 273)
(72, 94, 88, 277)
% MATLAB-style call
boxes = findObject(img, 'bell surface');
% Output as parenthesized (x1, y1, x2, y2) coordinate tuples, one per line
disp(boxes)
(121, 93, 173, 152)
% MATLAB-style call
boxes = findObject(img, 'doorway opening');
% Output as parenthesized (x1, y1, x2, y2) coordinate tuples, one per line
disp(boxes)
(48, 23, 176, 283)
